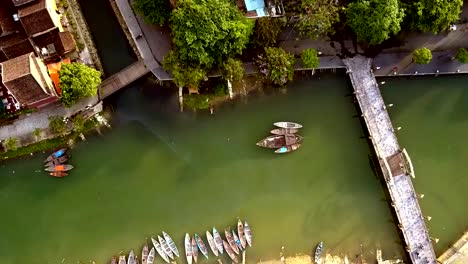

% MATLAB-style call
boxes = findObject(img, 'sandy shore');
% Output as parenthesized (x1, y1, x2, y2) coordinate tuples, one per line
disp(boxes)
(257, 254, 355, 264)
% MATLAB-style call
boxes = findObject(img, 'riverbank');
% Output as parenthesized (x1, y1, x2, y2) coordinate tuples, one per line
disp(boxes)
(437, 231, 468, 264)
(256, 251, 402, 264)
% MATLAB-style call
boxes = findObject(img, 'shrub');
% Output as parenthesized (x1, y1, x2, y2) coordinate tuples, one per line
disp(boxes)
(3, 137, 18, 151)
(49, 116, 67, 135)
(455, 48, 468, 63)
(184, 94, 210, 110)
(301, 48, 320, 69)
(412, 48, 432, 64)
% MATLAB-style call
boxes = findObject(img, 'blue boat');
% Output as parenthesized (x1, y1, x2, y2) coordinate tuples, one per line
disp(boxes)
(194, 234, 209, 259)
(44, 148, 67, 162)
(231, 230, 243, 250)
(275, 143, 301, 154)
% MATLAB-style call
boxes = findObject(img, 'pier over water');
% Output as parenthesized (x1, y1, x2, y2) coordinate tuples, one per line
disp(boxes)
(343, 55, 437, 264)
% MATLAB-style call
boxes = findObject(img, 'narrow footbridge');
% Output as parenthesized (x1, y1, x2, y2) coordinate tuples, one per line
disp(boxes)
(343, 55, 437, 264)
(98, 60, 149, 100)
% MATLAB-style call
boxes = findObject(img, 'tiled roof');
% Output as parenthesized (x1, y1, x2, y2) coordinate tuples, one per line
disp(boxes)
(1, 38, 35, 61)
(18, 0, 54, 35)
(58, 31, 75, 53)
(11, 0, 37, 7)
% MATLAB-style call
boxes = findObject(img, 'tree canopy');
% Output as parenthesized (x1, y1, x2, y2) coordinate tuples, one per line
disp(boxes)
(455, 48, 468, 64)
(133, 0, 171, 25)
(48, 116, 67, 135)
(301, 48, 319, 69)
(163, 50, 206, 89)
(221, 58, 244, 82)
(253, 17, 286, 48)
(263, 47, 295, 86)
(59, 63, 101, 107)
(412, 47, 432, 64)
(346, 0, 404, 45)
(403, 0, 463, 33)
(297, 0, 340, 39)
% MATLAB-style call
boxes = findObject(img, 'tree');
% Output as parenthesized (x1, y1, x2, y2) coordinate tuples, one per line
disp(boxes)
(3, 137, 18, 151)
(346, 0, 404, 45)
(59, 63, 101, 107)
(412, 48, 432, 64)
(455, 48, 468, 64)
(297, 0, 340, 39)
(301, 48, 319, 69)
(263, 47, 296, 86)
(403, 0, 462, 33)
(33, 128, 41, 140)
(163, 51, 206, 89)
(49, 115, 67, 135)
(133, 0, 171, 25)
(253, 17, 286, 47)
(221, 58, 244, 82)
(72, 115, 86, 133)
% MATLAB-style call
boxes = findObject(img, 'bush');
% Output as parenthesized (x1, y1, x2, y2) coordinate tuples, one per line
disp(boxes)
(412, 48, 432, 64)
(455, 48, 468, 63)
(3, 137, 18, 151)
(72, 115, 86, 133)
(262, 47, 295, 86)
(184, 94, 210, 110)
(33, 128, 41, 139)
(49, 116, 67, 135)
(301, 48, 320, 69)
(212, 82, 228, 96)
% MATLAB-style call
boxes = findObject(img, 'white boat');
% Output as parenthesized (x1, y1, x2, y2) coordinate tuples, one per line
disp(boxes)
(274, 122, 303, 129)
(147, 247, 156, 264)
(314, 241, 323, 264)
(232, 230, 243, 251)
(212, 227, 224, 254)
(128, 250, 135, 264)
(118, 255, 126, 264)
(185, 233, 193, 264)
(159, 235, 175, 260)
(225, 228, 239, 254)
(237, 219, 247, 249)
(151, 237, 170, 263)
(163, 231, 180, 257)
(206, 231, 219, 256)
(223, 240, 238, 263)
(244, 221, 252, 247)
(141, 244, 149, 264)
(192, 236, 198, 263)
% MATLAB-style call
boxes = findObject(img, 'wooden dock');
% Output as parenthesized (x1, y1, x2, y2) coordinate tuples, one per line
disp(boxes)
(98, 60, 149, 100)
(343, 55, 437, 264)
(437, 231, 468, 264)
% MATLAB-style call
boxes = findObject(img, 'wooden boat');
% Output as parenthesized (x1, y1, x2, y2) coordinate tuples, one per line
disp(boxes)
(212, 227, 224, 255)
(118, 255, 126, 264)
(270, 128, 299, 135)
(45, 155, 68, 167)
(128, 250, 135, 264)
(232, 230, 243, 251)
(256, 134, 303, 148)
(275, 143, 302, 154)
(44, 164, 74, 172)
(225, 229, 239, 254)
(44, 148, 67, 162)
(111, 256, 117, 264)
(163, 231, 180, 257)
(314, 241, 323, 264)
(194, 233, 209, 259)
(141, 243, 149, 264)
(244, 221, 252, 247)
(223, 240, 238, 263)
(206, 231, 218, 256)
(49, 171, 68, 177)
(192, 236, 198, 263)
(158, 235, 174, 260)
(151, 237, 169, 263)
(147, 247, 156, 264)
(237, 220, 247, 249)
(274, 122, 303, 129)
(185, 233, 193, 264)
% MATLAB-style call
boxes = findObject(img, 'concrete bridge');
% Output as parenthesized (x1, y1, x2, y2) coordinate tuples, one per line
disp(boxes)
(343, 55, 437, 264)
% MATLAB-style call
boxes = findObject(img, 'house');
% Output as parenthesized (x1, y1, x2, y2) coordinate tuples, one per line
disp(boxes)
(236, 0, 285, 18)
(1, 52, 58, 109)
(18, 0, 62, 36)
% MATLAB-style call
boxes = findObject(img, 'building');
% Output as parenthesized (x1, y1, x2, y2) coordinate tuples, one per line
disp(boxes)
(236, 0, 285, 18)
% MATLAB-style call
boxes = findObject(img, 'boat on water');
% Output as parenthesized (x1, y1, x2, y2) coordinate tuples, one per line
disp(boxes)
(237, 219, 247, 249)
(314, 241, 323, 264)
(206, 231, 218, 256)
(163, 231, 180, 257)
(244, 221, 252, 247)
(185, 233, 193, 264)
(44, 164, 74, 172)
(256, 134, 303, 148)
(44, 155, 68, 167)
(128, 250, 135, 264)
(141, 244, 149, 264)
(223, 240, 238, 263)
(275, 143, 302, 154)
(111, 256, 117, 264)
(49, 171, 68, 177)
(192, 236, 198, 263)
(194, 234, 209, 259)
(270, 128, 300, 135)
(232, 230, 243, 251)
(118, 255, 126, 264)
(274, 122, 303, 129)
(147, 247, 156, 264)
(212, 227, 224, 255)
(151, 237, 169, 263)
(225, 229, 239, 254)
(158, 235, 174, 260)
(44, 148, 67, 162)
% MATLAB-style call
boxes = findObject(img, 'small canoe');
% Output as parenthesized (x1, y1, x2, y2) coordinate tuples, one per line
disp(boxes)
(151, 237, 169, 263)
(44, 164, 74, 172)
(212, 227, 224, 255)
(45, 155, 68, 167)
(141, 243, 149, 264)
(147, 247, 156, 264)
(192, 236, 198, 263)
(194, 233, 209, 259)
(118, 255, 126, 264)
(274, 122, 303, 129)
(223, 240, 238, 263)
(275, 143, 302, 154)
(232, 230, 243, 251)
(163, 231, 180, 257)
(256, 134, 303, 148)
(128, 250, 135, 264)
(270, 128, 299, 135)
(237, 219, 247, 249)
(158, 235, 174, 260)
(314, 241, 323, 264)
(185, 233, 193, 264)
(225, 229, 239, 254)
(111, 256, 117, 264)
(244, 221, 252, 247)
(44, 148, 67, 162)
(206, 231, 218, 256)
(49, 171, 68, 177)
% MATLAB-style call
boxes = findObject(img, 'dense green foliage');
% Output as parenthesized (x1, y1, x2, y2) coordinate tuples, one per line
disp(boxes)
(297, 0, 340, 39)
(455, 48, 468, 63)
(72, 115, 86, 133)
(412, 48, 432, 64)
(59, 63, 101, 107)
(221, 58, 244, 82)
(403, 0, 462, 33)
(184, 94, 211, 110)
(263, 47, 295, 86)
(346, 0, 404, 45)
(301, 48, 319, 69)
(33, 128, 41, 139)
(163, 51, 206, 88)
(3, 137, 18, 151)
(133, 0, 171, 25)
(48, 116, 67, 135)
(253, 17, 286, 47)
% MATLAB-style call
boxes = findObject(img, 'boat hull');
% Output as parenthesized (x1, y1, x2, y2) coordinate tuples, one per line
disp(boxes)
(244, 221, 252, 247)
(232, 230, 243, 251)
(45, 155, 68, 167)
(223, 240, 238, 263)
(237, 219, 247, 249)
(147, 248, 156, 264)
(270, 128, 299, 135)
(158, 235, 174, 260)
(273, 122, 303, 129)
(256, 134, 303, 149)
(212, 227, 224, 255)
(314, 242, 323, 264)
(163, 231, 180, 257)
(195, 234, 209, 259)
(192, 237, 198, 263)
(151, 237, 170, 263)
(141, 244, 149, 264)
(275, 143, 302, 153)
(185, 234, 193, 264)
(225, 229, 240, 254)
(44, 148, 67, 162)
(45, 164, 74, 172)
(206, 231, 219, 256)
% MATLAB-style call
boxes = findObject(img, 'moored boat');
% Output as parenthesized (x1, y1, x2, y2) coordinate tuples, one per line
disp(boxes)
(141, 243, 149, 264)
(158, 235, 174, 260)
(275, 143, 302, 154)
(244, 221, 252, 247)
(232, 230, 243, 251)
(212, 227, 224, 255)
(194, 233, 209, 259)
(223, 240, 238, 263)
(256, 134, 303, 148)
(163, 231, 180, 257)
(237, 219, 247, 249)
(128, 250, 135, 264)
(44, 148, 67, 162)
(270, 128, 300, 135)
(118, 255, 126, 264)
(314, 241, 323, 264)
(111, 256, 117, 264)
(45, 155, 68, 167)
(44, 164, 74, 172)
(147, 247, 156, 264)
(185, 233, 193, 264)
(274, 122, 303, 129)
(206, 230, 218, 256)
(192, 236, 198, 263)
(49, 171, 68, 177)
(225, 229, 239, 254)
(151, 237, 169, 263)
